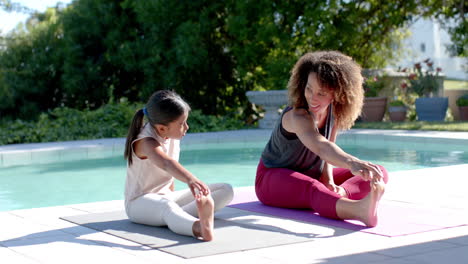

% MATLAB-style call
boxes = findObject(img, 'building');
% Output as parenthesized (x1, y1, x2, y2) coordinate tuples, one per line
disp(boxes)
(395, 18, 467, 80)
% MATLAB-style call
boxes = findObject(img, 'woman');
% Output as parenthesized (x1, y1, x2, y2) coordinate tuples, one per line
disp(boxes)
(255, 51, 388, 227)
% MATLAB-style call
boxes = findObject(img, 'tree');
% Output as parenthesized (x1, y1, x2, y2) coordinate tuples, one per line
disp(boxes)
(224, 1, 420, 93)
(121, 0, 237, 114)
(430, 0, 467, 57)
(58, 0, 140, 109)
(0, 8, 65, 119)
(0, 0, 465, 121)
(0, 0, 33, 13)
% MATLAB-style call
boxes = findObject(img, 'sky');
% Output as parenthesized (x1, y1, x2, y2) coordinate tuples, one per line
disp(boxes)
(0, 0, 72, 34)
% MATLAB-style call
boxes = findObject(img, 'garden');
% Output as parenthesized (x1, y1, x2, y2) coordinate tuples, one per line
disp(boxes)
(0, 0, 466, 145)
(360, 59, 468, 124)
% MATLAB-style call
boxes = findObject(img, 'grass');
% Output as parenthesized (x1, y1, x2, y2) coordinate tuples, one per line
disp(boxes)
(445, 79, 468, 90)
(353, 121, 468, 131)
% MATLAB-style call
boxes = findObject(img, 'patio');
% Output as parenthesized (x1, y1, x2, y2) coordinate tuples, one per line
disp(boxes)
(1, 129, 468, 264)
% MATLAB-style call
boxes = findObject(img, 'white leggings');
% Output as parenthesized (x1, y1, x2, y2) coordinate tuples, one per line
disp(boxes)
(126, 183, 234, 237)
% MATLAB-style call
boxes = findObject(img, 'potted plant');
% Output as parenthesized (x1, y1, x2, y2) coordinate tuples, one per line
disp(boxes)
(403, 59, 447, 121)
(361, 74, 387, 122)
(456, 94, 468, 121)
(388, 99, 407, 122)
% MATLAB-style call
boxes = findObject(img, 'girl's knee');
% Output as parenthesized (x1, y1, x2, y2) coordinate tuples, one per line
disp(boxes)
(214, 183, 234, 205)
(211, 183, 233, 196)
(223, 183, 234, 199)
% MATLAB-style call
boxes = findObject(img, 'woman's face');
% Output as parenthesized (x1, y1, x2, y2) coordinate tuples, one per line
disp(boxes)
(304, 73, 334, 115)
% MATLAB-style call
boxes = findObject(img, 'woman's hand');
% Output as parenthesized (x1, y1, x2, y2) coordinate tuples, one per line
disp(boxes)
(320, 162, 347, 197)
(350, 160, 383, 182)
(187, 178, 210, 199)
(323, 182, 347, 197)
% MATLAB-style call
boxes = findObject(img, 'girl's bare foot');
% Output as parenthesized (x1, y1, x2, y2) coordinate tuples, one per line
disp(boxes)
(359, 179, 386, 227)
(193, 194, 214, 241)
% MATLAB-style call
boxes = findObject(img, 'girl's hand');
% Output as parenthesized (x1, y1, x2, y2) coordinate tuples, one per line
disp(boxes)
(188, 178, 210, 199)
(350, 160, 383, 182)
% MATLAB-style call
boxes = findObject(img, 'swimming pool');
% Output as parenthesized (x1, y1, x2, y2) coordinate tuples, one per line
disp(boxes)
(0, 131, 467, 211)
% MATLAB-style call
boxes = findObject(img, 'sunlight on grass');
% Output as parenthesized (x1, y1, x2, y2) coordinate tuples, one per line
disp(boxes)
(445, 79, 468, 90)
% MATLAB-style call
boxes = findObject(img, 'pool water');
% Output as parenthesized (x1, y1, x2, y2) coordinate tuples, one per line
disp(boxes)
(0, 139, 466, 211)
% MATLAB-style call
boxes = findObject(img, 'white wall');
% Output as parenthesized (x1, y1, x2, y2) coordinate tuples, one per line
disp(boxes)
(394, 18, 467, 80)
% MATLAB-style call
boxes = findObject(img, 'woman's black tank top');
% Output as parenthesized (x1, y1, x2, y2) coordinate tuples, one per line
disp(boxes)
(261, 105, 334, 176)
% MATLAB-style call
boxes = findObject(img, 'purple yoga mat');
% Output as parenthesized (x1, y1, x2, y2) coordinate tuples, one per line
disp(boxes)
(228, 188, 467, 237)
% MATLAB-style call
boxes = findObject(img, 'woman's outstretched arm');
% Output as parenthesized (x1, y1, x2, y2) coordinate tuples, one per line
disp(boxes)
(283, 108, 382, 181)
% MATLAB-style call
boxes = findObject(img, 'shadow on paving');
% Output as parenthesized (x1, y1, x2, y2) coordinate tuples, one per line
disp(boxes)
(0, 213, 356, 259)
(321, 234, 468, 264)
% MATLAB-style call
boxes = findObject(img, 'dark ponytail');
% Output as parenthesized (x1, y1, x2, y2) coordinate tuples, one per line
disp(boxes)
(124, 90, 190, 165)
(124, 109, 145, 165)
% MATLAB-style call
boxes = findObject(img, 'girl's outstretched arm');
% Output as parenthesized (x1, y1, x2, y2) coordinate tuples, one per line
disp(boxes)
(134, 137, 210, 196)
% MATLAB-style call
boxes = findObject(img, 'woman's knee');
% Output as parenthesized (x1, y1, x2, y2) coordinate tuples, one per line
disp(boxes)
(377, 165, 389, 183)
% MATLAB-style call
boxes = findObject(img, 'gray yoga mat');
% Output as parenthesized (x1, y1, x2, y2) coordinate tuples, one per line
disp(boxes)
(61, 210, 312, 258)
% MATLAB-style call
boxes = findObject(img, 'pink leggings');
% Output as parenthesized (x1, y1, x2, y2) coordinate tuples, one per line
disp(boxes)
(255, 160, 389, 219)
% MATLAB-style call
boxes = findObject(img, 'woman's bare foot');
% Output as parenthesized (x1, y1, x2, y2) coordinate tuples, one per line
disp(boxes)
(336, 179, 385, 227)
(193, 194, 214, 241)
(359, 179, 386, 227)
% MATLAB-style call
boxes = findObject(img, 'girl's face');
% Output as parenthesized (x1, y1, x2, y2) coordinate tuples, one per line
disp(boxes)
(304, 73, 334, 116)
(159, 111, 189, 139)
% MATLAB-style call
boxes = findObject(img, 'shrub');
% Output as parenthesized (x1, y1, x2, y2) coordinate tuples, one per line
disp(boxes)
(456, 94, 468, 107)
(389, 100, 406, 107)
(187, 110, 248, 133)
(0, 103, 249, 145)
(363, 75, 386, 97)
(401, 59, 443, 97)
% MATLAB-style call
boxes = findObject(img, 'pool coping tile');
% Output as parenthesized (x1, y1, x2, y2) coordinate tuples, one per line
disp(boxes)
(0, 129, 467, 168)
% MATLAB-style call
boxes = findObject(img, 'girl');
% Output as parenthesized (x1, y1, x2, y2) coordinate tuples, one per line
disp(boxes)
(124, 90, 233, 241)
(256, 51, 389, 227)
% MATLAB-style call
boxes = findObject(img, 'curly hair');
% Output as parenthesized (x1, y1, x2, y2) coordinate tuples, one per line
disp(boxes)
(287, 51, 364, 130)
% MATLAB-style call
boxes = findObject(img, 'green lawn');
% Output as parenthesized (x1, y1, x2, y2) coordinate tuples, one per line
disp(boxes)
(353, 121, 468, 131)
(445, 79, 468, 90)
